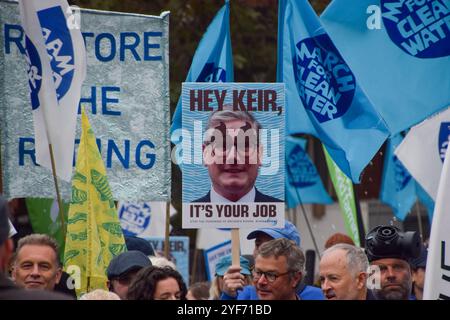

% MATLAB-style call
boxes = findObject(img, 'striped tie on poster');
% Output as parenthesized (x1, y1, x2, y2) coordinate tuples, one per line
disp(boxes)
(18, 0, 86, 181)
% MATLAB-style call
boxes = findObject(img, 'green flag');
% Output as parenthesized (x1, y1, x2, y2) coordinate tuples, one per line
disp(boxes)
(323, 147, 361, 246)
(26, 198, 69, 256)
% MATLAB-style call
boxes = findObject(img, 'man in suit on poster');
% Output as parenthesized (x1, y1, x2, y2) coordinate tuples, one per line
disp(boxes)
(192, 108, 282, 203)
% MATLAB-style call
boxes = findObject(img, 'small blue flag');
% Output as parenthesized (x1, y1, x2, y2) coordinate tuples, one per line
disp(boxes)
(278, 0, 389, 182)
(285, 136, 333, 208)
(381, 134, 435, 221)
(380, 134, 417, 220)
(416, 183, 435, 223)
(321, 0, 450, 135)
(171, 1, 233, 135)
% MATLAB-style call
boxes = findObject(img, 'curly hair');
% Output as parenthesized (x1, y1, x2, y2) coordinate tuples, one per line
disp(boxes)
(127, 266, 187, 300)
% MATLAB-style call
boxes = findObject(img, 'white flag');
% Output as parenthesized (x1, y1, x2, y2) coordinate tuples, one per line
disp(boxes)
(423, 139, 450, 300)
(395, 106, 450, 201)
(19, 0, 86, 181)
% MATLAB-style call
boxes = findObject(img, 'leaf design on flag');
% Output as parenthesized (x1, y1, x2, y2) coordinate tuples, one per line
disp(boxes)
(90, 169, 114, 208)
(68, 212, 87, 224)
(109, 243, 127, 256)
(64, 249, 80, 265)
(73, 171, 87, 184)
(71, 186, 87, 205)
(102, 223, 123, 237)
(70, 230, 87, 241)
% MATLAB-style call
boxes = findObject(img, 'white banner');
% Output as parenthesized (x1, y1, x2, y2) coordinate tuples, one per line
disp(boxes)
(183, 203, 284, 229)
(423, 139, 450, 300)
(19, 0, 86, 181)
(395, 107, 450, 201)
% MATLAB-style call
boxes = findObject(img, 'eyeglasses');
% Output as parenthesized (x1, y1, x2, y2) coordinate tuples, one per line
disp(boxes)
(252, 270, 291, 283)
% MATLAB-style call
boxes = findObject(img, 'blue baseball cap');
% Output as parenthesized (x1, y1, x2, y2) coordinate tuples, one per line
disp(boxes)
(247, 221, 301, 246)
(107, 250, 152, 279)
(215, 255, 251, 276)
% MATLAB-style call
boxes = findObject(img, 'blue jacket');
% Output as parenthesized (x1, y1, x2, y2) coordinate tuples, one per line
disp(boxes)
(221, 284, 324, 300)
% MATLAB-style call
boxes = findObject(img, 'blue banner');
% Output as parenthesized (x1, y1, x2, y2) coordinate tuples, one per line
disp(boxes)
(278, 0, 389, 182)
(171, 0, 233, 135)
(321, 0, 450, 135)
(285, 136, 332, 208)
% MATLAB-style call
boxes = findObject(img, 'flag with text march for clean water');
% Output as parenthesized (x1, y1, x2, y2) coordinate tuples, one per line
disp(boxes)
(170, 0, 233, 136)
(279, 0, 389, 182)
(321, 0, 450, 135)
(285, 136, 332, 208)
(19, 0, 86, 181)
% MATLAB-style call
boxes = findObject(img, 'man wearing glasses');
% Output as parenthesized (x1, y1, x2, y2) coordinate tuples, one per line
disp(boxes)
(222, 238, 303, 300)
(220, 221, 324, 300)
(192, 108, 282, 203)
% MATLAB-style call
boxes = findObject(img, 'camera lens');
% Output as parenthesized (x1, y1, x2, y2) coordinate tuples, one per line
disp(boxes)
(377, 226, 398, 242)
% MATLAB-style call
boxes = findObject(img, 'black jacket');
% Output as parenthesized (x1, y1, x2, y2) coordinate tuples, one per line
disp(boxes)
(0, 273, 73, 300)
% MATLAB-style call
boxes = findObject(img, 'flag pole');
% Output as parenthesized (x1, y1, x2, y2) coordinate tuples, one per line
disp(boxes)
(414, 201, 424, 241)
(191, 245, 199, 285)
(352, 186, 366, 247)
(0, 148, 3, 194)
(164, 201, 170, 258)
(48, 143, 66, 238)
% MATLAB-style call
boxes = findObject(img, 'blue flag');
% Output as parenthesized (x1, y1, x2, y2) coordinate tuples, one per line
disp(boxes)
(381, 134, 435, 221)
(278, 0, 389, 182)
(321, 0, 450, 135)
(170, 1, 233, 135)
(416, 183, 435, 223)
(286, 136, 333, 208)
(380, 134, 417, 220)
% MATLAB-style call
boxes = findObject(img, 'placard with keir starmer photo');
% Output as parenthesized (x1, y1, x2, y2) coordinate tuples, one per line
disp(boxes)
(181, 82, 285, 229)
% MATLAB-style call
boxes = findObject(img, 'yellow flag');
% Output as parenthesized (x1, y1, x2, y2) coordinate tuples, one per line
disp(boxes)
(64, 108, 126, 297)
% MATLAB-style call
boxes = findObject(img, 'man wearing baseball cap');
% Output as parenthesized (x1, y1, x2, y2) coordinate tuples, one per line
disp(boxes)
(106, 250, 151, 299)
(221, 220, 324, 300)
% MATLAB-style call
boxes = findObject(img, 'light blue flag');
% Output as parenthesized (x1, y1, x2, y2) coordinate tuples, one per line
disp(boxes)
(380, 134, 417, 220)
(170, 1, 233, 135)
(278, 0, 389, 182)
(416, 183, 435, 222)
(286, 136, 333, 208)
(381, 134, 435, 221)
(321, 0, 450, 135)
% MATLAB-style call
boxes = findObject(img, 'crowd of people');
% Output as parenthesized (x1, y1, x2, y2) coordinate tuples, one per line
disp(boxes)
(0, 195, 428, 300)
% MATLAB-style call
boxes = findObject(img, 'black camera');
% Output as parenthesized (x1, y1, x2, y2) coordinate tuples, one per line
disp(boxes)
(365, 225, 421, 262)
